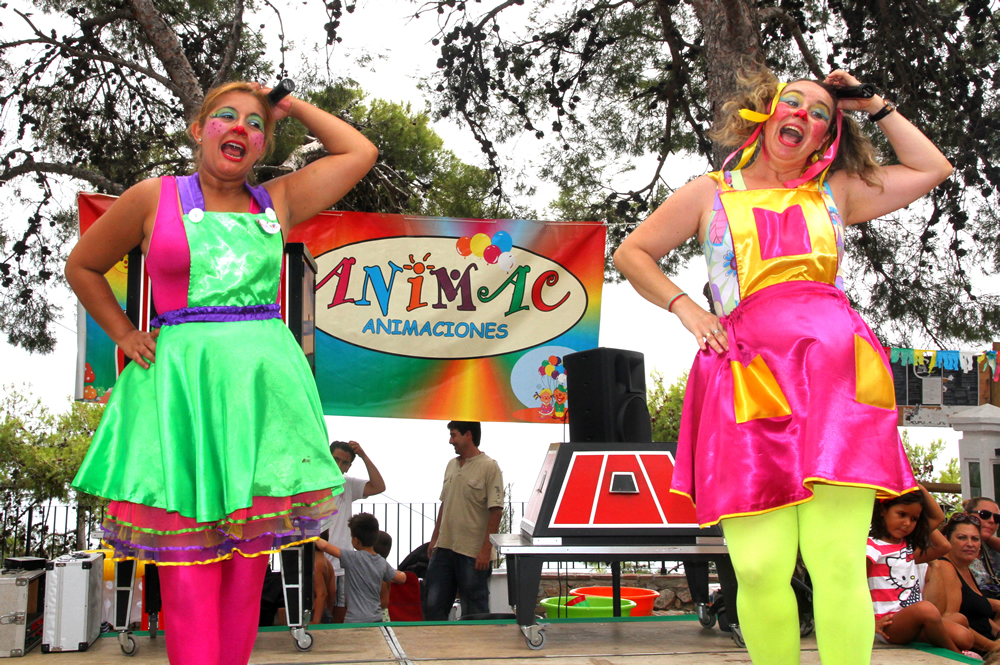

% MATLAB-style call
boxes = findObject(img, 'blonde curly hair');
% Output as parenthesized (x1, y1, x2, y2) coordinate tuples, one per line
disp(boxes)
(709, 69, 883, 189)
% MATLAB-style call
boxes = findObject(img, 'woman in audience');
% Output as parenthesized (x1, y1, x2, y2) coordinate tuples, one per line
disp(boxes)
(928, 513, 1000, 654)
(967, 498, 1000, 599)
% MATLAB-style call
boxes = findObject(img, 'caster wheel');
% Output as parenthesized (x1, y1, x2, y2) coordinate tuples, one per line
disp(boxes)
(800, 616, 815, 637)
(294, 631, 314, 652)
(525, 631, 546, 650)
(731, 625, 745, 648)
(697, 604, 716, 629)
(120, 636, 137, 656)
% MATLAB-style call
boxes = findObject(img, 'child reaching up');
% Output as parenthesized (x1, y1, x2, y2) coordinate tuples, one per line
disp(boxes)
(316, 514, 406, 623)
(867, 486, 973, 652)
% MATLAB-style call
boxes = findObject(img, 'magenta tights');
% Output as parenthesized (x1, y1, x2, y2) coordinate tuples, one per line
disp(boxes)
(158, 554, 269, 665)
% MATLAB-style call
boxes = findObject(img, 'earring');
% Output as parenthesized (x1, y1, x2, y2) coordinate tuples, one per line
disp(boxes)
(198, 138, 202, 143)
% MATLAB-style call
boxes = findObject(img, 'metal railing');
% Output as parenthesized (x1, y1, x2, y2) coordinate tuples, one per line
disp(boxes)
(1, 503, 93, 563)
(2, 500, 680, 574)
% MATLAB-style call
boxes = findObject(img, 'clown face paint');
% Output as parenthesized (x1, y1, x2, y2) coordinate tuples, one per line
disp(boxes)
(763, 82, 834, 162)
(198, 94, 267, 167)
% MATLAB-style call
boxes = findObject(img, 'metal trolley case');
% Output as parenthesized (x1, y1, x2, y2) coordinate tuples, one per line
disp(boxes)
(41, 551, 104, 653)
(0, 568, 45, 657)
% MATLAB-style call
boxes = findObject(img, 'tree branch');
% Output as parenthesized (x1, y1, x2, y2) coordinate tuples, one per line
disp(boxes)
(1, 162, 125, 195)
(79, 9, 135, 33)
(128, 0, 204, 121)
(212, 0, 245, 88)
(759, 7, 824, 79)
(10, 9, 181, 98)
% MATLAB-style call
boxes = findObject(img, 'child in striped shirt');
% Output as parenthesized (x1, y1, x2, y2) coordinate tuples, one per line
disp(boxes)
(867, 486, 972, 652)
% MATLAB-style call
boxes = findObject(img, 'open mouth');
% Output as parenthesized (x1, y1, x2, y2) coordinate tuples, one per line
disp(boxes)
(221, 141, 246, 161)
(778, 125, 804, 146)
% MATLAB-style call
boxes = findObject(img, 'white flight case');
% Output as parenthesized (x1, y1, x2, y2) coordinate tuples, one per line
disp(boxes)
(0, 568, 45, 657)
(41, 551, 104, 653)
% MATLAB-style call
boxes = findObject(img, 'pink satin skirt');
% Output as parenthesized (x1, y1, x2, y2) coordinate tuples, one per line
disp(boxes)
(671, 281, 917, 526)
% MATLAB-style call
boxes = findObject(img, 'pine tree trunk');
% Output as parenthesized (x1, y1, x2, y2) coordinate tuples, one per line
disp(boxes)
(686, 0, 766, 169)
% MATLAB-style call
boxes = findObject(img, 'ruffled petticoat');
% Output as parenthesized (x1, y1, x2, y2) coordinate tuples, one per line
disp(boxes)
(73, 317, 344, 565)
(101, 492, 336, 565)
(670, 281, 917, 527)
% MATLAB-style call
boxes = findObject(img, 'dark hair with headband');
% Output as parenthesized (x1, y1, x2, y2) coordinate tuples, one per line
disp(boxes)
(941, 511, 982, 540)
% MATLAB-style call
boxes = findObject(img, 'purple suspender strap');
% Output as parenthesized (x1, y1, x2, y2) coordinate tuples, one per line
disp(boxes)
(246, 182, 275, 213)
(176, 174, 205, 215)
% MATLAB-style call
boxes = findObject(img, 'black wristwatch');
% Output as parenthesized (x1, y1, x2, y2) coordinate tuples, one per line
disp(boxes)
(869, 101, 896, 122)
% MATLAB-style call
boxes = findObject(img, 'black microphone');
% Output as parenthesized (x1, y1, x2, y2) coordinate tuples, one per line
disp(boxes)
(833, 83, 876, 100)
(266, 79, 295, 106)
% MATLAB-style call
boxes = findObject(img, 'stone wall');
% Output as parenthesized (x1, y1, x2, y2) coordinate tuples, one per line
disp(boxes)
(536, 573, 703, 614)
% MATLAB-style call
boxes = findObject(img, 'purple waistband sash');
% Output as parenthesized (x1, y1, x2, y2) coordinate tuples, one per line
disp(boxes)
(151, 304, 281, 328)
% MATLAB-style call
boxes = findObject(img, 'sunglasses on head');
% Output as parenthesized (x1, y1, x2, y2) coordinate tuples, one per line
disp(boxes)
(970, 509, 1000, 522)
(951, 513, 982, 527)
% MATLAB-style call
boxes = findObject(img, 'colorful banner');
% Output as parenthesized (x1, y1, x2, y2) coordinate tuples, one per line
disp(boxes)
(287, 213, 605, 422)
(76, 193, 605, 422)
(76, 192, 121, 403)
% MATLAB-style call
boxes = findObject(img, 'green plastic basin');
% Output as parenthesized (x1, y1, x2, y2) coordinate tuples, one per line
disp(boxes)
(540, 595, 636, 618)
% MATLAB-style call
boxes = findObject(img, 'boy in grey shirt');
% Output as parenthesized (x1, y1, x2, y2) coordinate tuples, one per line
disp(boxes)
(316, 514, 405, 623)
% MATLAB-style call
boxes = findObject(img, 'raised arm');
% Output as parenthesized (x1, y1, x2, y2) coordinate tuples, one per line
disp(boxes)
(261, 86, 378, 229)
(314, 538, 342, 559)
(921, 485, 947, 530)
(350, 441, 386, 498)
(64, 178, 160, 368)
(612, 174, 727, 354)
(916, 530, 952, 564)
(825, 71, 952, 226)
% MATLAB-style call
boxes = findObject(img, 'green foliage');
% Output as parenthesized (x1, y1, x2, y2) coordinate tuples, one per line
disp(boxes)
(0, 387, 104, 555)
(900, 430, 947, 483)
(260, 80, 517, 218)
(647, 370, 688, 443)
(900, 430, 961, 510)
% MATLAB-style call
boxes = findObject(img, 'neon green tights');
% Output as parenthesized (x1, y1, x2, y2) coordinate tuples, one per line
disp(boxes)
(721, 484, 876, 665)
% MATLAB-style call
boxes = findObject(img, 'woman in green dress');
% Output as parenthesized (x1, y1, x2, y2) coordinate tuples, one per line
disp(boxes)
(65, 81, 378, 665)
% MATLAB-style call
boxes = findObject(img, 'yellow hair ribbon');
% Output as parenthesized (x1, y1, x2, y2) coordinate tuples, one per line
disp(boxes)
(738, 109, 772, 123)
(729, 82, 788, 171)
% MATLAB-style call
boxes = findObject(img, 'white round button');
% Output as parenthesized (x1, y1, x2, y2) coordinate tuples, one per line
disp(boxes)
(188, 208, 204, 223)
(265, 207, 277, 221)
(259, 219, 281, 235)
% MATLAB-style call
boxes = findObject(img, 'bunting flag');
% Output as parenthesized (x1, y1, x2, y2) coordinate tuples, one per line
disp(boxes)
(891, 346, 996, 379)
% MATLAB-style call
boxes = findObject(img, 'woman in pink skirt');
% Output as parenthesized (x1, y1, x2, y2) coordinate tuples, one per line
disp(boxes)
(613, 68, 951, 664)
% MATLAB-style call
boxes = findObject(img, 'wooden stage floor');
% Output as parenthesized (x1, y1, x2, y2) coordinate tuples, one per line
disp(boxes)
(20, 617, 977, 664)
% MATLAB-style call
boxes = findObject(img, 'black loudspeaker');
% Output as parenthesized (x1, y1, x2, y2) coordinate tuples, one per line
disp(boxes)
(564, 347, 652, 443)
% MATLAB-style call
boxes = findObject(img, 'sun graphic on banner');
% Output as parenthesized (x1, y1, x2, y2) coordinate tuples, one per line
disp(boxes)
(402, 253, 435, 274)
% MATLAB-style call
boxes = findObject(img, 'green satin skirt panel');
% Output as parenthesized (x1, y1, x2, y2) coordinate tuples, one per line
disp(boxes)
(72, 318, 344, 524)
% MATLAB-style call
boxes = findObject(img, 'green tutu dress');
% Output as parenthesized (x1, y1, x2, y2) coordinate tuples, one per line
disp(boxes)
(72, 174, 343, 565)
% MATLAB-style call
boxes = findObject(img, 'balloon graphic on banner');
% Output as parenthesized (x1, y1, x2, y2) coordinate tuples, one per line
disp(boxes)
(483, 244, 501, 265)
(470, 233, 491, 257)
(497, 252, 515, 272)
(456, 236, 472, 257)
(491, 231, 513, 253)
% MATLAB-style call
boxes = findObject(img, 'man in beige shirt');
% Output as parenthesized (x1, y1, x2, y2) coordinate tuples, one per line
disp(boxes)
(424, 421, 504, 620)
